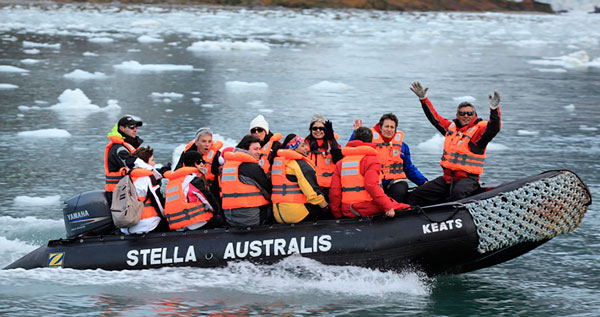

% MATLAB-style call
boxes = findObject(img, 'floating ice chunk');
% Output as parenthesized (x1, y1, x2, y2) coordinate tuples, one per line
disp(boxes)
(131, 19, 161, 29)
(18, 105, 41, 111)
(23, 49, 40, 54)
(201, 104, 215, 108)
(564, 104, 575, 111)
(34, 100, 48, 104)
(138, 35, 164, 43)
(22, 41, 60, 49)
(0, 83, 18, 89)
(191, 98, 201, 103)
(259, 108, 274, 113)
(113, 61, 194, 73)
(579, 125, 597, 131)
(534, 68, 568, 73)
(13, 195, 61, 206)
(528, 51, 600, 69)
(127, 49, 141, 52)
(0, 65, 29, 73)
(21, 58, 40, 65)
(18, 129, 71, 138)
(165, 109, 173, 112)
(150, 92, 184, 99)
(452, 96, 476, 103)
(162, 98, 172, 103)
(517, 130, 539, 136)
(487, 142, 508, 151)
(417, 134, 444, 152)
(2, 36, 17, 41)
(308, 81, 351, 92)
(89, 37, 114, 43)
(63, 69, 108, 80)
(83, 51, 98, 57)
(187, 40, 270, 52)
(225, 81, 269, 93)
(48, 89, 120, 117)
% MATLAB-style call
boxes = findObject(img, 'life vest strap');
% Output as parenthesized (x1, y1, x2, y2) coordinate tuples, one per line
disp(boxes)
(342, 186, 366, 192)
(222, 192, 263, 198)
(165, 205, 207, 224)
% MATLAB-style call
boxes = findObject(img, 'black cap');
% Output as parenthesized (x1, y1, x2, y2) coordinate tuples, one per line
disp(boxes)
(118, 116, 143, 127)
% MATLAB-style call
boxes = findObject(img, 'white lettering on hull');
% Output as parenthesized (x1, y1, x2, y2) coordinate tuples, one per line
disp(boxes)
(126, 245, 196, 266)
(422, 219, 463, 234)
(223, 235, 333, 260)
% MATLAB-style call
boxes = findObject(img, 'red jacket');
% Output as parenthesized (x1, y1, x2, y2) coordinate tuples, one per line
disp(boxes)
(329, 140, 407, 218)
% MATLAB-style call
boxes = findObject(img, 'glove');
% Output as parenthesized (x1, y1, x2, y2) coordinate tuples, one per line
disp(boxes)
(410, 81, 428, 100)
(324, 120, 335, 141)
(489, 91, 500, 110)
(156, 162, 172, 176)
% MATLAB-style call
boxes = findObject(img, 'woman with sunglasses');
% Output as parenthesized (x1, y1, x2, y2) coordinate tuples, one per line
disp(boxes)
(305, 114, 343, 196)
(409, 81, 501, 206)
(249, 115, 282, 175)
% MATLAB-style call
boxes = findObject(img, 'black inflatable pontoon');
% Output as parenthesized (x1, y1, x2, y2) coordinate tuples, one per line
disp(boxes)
(5, 170, 591, 276)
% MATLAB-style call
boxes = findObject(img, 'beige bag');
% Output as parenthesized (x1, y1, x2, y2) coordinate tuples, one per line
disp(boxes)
(110, 175, 143, 228)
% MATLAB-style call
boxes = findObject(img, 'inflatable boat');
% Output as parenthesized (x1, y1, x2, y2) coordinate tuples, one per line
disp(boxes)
(5, 170, 591, 276)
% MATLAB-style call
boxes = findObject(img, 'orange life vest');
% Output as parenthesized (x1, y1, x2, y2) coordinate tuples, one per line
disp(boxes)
(220, 152, 270, 210)
(440, 121, 488, 175)
(104, 135, 136, 192)
(164, 167, 212, 230)
(307, 133, 339, 188)
(271, 149, 310, 204)
(258, 133, 282, 174)
(183, 140, 223, 181)
(340, 146, 379, 204)
(371, 129, 406, 180)
(129, 168, 160, 220)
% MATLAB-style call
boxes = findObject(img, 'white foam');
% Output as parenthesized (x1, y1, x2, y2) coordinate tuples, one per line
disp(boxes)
(137, 35, 164, 43)
(88, 37, 114, 43)
(0, 236, 38, 265)
(579, 125, 598, 131)
(564, 104, 575, 111)
(63, 69, 108, 80)
(113, 61, 194, 73)
(528, 50, 600, 69)
(308, 81, 351, 92)
(0, 65, 29, 73)
(517, 129, 539, 136)
(452, 96, 476, 102)
(83, 51, 98, 57)
(13, 195, 61, 206)
(17, 129, 71, 138)
(22, 41, 60, 49)
(23, 49, 40, 54)
(0, 83, 18, 89)
(20, 58, 41, 65)
(187, 40, 270, 52)
(150, 92, 184, 99)
(48, 89, 121, 116)
(225, 81, 269, 93)
(534, 68, 568, 73)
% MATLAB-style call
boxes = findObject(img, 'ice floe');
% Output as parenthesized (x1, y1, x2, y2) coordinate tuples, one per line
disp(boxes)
(88, 37, 114, 43)
(187, 40, 270, 52)
(579, 125, 598, 131)
(225, 81, 269, 93)
(0, 65, 29, 73)
(22, 41, 60, 49)
(150, 92, 184, 99)
(20, 59, 41, 65)
(47, 89, 121, 118)
(17, 129, 71, 138)
(63, 69, 108, 80)
(23, 49, 40, 54)
(564, 104, 575, 111)
(517, 130, 540, 136)
(0, 84, 18, 89)
(138, 35, 164, 43)
(83, 51, 98, 57)
(113, 61, 194, 73)
(308, 81, 351, 92)
(528, 51, 600, 70)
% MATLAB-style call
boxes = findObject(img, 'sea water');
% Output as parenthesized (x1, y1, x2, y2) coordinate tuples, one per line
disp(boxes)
(0, 3, 599, 315)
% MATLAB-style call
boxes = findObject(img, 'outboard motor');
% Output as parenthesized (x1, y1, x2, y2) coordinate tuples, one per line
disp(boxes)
(63, 190, 115, 238)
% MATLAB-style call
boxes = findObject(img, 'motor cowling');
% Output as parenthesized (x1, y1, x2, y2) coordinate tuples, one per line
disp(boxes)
(63, 190, 115, 238)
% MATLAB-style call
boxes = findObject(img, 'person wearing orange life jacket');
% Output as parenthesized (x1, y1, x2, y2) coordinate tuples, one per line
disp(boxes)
(121, 146, 167, 235)
(304, 114, 342, 195)
(163, 151, 225, 230)
(408, 81, 501, 206)
(330, 127, 411, 218)
(353, 113, 428, 203)
(272, 134, 328, 224)
(249, 115, 282, 175)
(104, 116, 143, 193)
(220, 135, 271, 227)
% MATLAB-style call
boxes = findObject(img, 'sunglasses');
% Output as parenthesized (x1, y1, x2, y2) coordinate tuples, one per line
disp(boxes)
(250, 127, 265, 133)
(127, 125, 138, 129)
(457, 111, 475, 116)
(311, 126, 325, 131)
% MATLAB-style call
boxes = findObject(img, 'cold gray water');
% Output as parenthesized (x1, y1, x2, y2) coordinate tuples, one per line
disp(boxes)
(0, 3, 599, 316)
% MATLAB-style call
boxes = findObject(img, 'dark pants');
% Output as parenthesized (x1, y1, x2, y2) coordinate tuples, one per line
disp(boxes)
(384, 181, 409, 203)
(407, 175, 480, 206)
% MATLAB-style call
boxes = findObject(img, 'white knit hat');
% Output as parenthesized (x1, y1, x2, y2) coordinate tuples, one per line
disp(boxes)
(249, 115, 269, 133)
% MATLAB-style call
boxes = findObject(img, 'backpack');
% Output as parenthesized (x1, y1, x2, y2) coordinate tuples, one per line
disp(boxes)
(110, 175, 144, 228)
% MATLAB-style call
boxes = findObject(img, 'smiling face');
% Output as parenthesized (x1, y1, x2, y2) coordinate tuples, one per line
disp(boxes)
(294, 141, 309, 156)
(456, 106, 476, 127)
(380, 119, 396, 139)
(311, 122, 325, 139)
(248, 142, 261, 160)
(195, 134, 213, 155)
